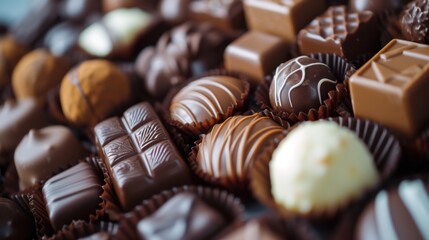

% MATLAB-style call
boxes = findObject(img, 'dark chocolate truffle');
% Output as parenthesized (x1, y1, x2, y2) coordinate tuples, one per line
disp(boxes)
(269, 56, 337, 114)
(401, 0, 429, 44)
(349, 0, 403, 15)
(196, 113, 283, 188)
(60, 60, 131, 127)
(14, 125, 86, 190)
(355, 178, 429, 240)
(0, 197, 35, 240)
(12, 49, 70, 101)
(43, 162, 103, 231)
(137, 193, 227, 240)
(170, 75, 248, 128)
(0, 36, 28, 88)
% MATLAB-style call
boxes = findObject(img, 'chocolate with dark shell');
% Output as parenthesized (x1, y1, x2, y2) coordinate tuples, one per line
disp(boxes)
(401, 0, 429, 44)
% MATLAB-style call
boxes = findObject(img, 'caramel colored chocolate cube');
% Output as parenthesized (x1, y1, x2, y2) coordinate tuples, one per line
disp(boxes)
(298, 6, 380, 61)
(243, 0, 326, 43)
(350, 39, 429, 139)
(224, 31, 288, 86)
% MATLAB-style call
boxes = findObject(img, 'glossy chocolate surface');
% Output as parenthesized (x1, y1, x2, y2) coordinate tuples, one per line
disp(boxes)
(60, 0, 102, 22)
(350, 39, 429, 139)
(401, 0, 429, 44)
(94, 102, 191, 211)
(137, 193, 226, 240)
(170, 75, 247, 125)
(0, 197, 35, 240)
(14, 125, 86, 190)
(243, 0, 326, 43)
(43, 22, 83, 57)
(349, 0, 402, 15)
(159, 0, 190, 25)
(269, 56, 337, 114)
(43, 162, 103, 231)
(224, 31, 289, 86)
(355, 179, 429, 240)
(197, 114, 283, 187)
(222, 219, 283, 240)
(298, 5, 380, 61)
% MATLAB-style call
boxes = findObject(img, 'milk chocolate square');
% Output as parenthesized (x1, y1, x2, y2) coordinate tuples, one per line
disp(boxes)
(350, 39, 429, 139)
(298, 5, 379, 61)
(94, 102, 191, 211)
(224, 31, 288, 86)
(243, 0, 326, 43)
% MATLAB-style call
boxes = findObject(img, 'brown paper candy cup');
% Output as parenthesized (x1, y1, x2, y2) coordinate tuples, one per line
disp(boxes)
(164, 69, 250, 137)
(42, 220, 118, 240)
(250, 117, 401, 221)
(115, 185, 244, 240)
(29, 156, 106, 238)
(254, 54, 355, 125)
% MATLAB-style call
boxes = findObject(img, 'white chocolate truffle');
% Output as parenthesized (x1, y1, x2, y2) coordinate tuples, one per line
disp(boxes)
(269, 121, 378, 214)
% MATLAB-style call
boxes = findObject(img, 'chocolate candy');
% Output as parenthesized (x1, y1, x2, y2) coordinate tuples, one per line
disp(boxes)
(196, 113, 283, 188)
(14, 125, 86, 190)
(60, 60, 131, 127)
(59, 0, 102, 22)
(135, 22, 233, 99)
(349, 0, 402, 16)
(94, 102, 191, 211)
(102, 0, 157, 13)
(243, 0, 326, 43)
(349, 39, 429, 139)
(0, 98, 48, 162)
(0, 36, 28, 88)
(78, 8, 156, 59)
(43, 162, 103, 231)
(222, 219, 283, 240)
(43, 22, 83, 58)
(190, 0, 246, 31)
(298, 5, 380, 61)
(355, 178, 429, 240)
(401, 0, 429, 44)
(159, 0, 190, 25)
(12, 49, 70, 101)
(137, 193, 226, 240)
(224, 31, 289, 87)
(170, 75, 248, 131)
(0, 197, 35, 240)
(269, 56, 337, 114)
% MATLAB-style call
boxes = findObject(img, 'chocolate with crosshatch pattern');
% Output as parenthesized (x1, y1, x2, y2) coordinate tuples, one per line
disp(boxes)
(94, 102, 192, 211)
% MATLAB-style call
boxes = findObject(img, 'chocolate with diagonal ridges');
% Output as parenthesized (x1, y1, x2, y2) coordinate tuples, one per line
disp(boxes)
(94, 102, 191, 211)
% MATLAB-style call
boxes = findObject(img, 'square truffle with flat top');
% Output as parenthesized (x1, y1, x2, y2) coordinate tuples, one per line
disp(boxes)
(243, 0, 326, 43)
(350, 39, 429, 139)
(224, 31, 288, 86)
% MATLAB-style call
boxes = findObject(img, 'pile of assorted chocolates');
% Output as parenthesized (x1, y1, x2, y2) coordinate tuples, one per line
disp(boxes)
(1, 0, 429, 239)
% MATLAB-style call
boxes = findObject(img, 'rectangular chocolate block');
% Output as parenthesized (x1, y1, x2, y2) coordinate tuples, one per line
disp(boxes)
(224, 31, 288, 86)
(350, 39, 429, 139)
(42, 162, 103, 231)
(298, 5, 380, 61)
(243, 0, 326, 43)
(94, 102, 192, 211)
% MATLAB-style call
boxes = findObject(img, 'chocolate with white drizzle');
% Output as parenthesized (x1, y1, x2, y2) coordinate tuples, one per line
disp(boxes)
(355, 179, 429, 240)
(269, 56, 337, 114)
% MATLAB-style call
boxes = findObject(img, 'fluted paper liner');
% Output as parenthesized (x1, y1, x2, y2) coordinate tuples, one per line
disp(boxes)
(254, 54, 355, 125)
(115, 185, 244, 240)
(164, 69, 250, 137)
(250, 117, 401, 221)
(42, 220, 118, 240)
(29, 156, 107, 238)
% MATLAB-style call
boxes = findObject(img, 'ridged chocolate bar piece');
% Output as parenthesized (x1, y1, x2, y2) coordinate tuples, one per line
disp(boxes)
(94, 102, 191, 211)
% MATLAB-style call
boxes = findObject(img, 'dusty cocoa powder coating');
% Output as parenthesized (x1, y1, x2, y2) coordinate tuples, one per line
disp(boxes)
(60, 60, 131, 127)
(0, 36, 28, 88)
(12, 49, 70, 101)
(401, 0, 429, 44)
(14, 125, 86, 190)
(269, 56, 337, 114)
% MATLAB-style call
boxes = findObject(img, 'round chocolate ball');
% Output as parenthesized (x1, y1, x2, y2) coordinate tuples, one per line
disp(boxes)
(0, 36, 28, 88)
(60, 60, 131, 127)
(355, 178, 429, 240)
(401, 0, 429, 44)
(349, 0, 402, 15)
(269, 56, 337, 114)
(196, 113, 284, 188)
(0, 198, 35, 240)
(12, 49, 70, 101)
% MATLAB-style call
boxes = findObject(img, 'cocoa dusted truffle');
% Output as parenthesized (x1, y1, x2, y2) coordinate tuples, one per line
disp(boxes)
(0, 36, 28, 88)
(401, 0, 429, 44)
(269, 56, 337, 114)
(60, 60, 131, 127)
(12, 49, 70, 101)
(0, 197, 35, 240)
(196, 114, 283, 189)
(14, 125, 86, 190)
